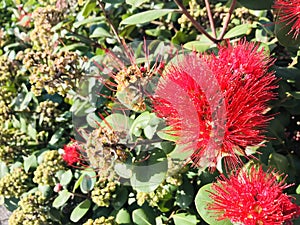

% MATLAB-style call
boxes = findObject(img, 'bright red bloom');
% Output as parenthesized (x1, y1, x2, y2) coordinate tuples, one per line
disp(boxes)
(273, 0, 300, 39)
(63, 144, 80, 166)
(153, 40, 277, 170)
(208, 166, 300, 225)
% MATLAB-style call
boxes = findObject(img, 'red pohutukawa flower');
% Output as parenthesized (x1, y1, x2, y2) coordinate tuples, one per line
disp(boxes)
(273, 0, 300, 39)
(63, 144, 80, 166)
(208, 166, 300, 225)
(153, 40, 277, 170)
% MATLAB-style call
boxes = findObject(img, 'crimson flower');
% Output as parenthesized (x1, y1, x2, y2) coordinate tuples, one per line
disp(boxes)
(153, 40, 277, 170)
(273, 0, 300, 39)
(208, 166, 300, 225)
(63, 144, 80, 166)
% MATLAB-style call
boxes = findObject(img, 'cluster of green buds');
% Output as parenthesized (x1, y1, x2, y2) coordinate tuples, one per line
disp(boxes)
(178, 0, 254, 31)
(8, 191, 49, 225)
(91, 177, 118, 207)
(16, 49, 88, 96)
(30, 5, 64, 49)
(0, 127, 32, 163)
(83, 216, 116, 225)
(0, 55, 17, 120)
(136, 174, 183, 207)
(33, 150, 65, 186)
(0, 167, 31, 198)
(36, 100, 61, 129)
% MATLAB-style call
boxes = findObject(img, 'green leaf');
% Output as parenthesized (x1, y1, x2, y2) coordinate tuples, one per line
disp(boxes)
(157, 126, 179, 142)
(296, 185, 300, 195)
(86, 112, 102, 128)
(27, 123, 37, 140)
(112, 187, 128, 210)
(116, 208, 132, 224)
(81, 0, 96, 18)
(70, 199, 91, 223)
(80, 174, 95, 194)
(126, 0, 149, 7)
(101, 113, 133, 134)
(114, 162, 132, 179)
(274, 21, 300, 47)
(268, 152, 289, 174)
(49, 127, 64, 145)
(130, 148, 167, 192)
(175, 177, 194, 209)
(120, 9, 175, 25)
(23, 155, 37, 173)
(195, 184, 232, 225)
(183, 40, 213, 52)
(90, 27, 112, 38)
(19, 92, 33, 111)
(60, 170, 73, 186)
(53, 190, 72, 208)
(238, 0, 274, 10)
(73, 174, 84, 192)
(0, 161, 8, 179)
(223, 24, 251, 39)
(73, 17, 104, 28)
(173, 213, 199, 225)
(132, 208, 155, 225)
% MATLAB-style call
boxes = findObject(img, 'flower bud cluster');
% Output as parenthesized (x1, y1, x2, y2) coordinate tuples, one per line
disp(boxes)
(8, 191, 49, 225)
(36, 100, 61, 128)
(17, 49, 87, 96)
(91, 177, 118, 207)
(30, 6, 64, 49)
(0, 127, 31, 163)
(0, 167, 30, 198)
(178, 0, 253, 31)
(33, 150, 65, 186)
(83, 216, 116, 225)
(136, 175, 183, 207)
(0, 55, 17, 120)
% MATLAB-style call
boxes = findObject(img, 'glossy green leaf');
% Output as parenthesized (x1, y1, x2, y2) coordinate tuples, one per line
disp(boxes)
(23, 155, 37, 173)
(52, 190, 72, 208)
(223, 24, 251, 39)
(130, 148, 167, 192)
(126, 0, 149, 7)
(268, 152, 289, 173)
(80, 174, 95, 194)
(70, 199, 91, 223)
(112, 187, 128, 210)
(60, 170, 73, 186)
(0, 161, 8, 179)
(275, 21, 300, 47)
(175, 176, 194, 209)
(183, 40, 213, 52)
(116, 208, 132, 224)
(81, 0, 96, 18)
(173, 213, 199, 225)
(238, 0, 274, 9)
(49, 127, 64, 145)
(195, 184, 232, 225)
(121, 9, 175, 25)
(90, 27, 112, 38)
(132, 208, 155, 225)
(101, 113, 133, 133)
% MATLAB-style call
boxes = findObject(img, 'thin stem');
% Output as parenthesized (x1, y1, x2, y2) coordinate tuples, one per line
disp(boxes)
(204, 0, 216, 38)
(174, 0, 218, 44)
(98, 0, 122, 45)
(217, 0, 237, 41)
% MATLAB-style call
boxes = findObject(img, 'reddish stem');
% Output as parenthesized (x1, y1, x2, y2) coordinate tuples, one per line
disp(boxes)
(204, 0, 216, 38)
(217, 0, 237, 41)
